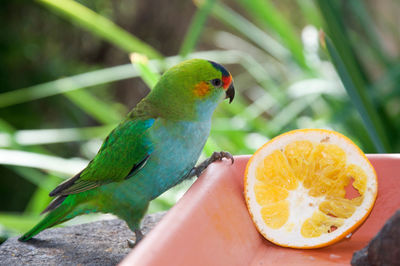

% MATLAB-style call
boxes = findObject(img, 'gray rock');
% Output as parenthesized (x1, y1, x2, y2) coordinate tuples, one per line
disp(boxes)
(351, 246, 370, 266)
(0, 212, 165, 266)
(352, 210, 400, 266)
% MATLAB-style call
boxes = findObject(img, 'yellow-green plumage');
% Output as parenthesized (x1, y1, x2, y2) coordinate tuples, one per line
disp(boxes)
(19, 59, 234, 242)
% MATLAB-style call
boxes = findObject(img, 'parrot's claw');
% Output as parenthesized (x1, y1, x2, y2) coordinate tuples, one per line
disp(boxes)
(127, 229, 144, 248)
(188, 151, 234, 179)
(127, 239, 136, 248)
(209, 151, 234, 165)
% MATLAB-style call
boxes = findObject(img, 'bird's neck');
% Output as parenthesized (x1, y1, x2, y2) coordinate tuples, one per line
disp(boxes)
(129, 94, 221, 122)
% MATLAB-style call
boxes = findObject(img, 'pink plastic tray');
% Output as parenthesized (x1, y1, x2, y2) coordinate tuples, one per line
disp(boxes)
(121, 154, 400, 265)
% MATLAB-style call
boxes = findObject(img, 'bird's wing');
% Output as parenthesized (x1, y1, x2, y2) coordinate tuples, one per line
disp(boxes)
(49, 118, 156, 197)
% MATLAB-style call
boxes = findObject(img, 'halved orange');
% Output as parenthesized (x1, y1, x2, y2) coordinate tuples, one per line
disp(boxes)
(244, 129, 378, 249)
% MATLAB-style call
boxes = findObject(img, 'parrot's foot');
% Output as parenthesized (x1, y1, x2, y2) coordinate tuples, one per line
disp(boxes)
(189, 151, 234, 178)
(127, 229, 144, 248)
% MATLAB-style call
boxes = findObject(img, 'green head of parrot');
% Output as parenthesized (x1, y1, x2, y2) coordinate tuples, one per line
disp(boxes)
(144, 59, 235, 121)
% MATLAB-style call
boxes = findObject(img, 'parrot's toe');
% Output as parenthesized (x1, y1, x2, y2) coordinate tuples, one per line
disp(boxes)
(127, 228, 144, 248)
(127, 239, 136, 248)
(187, 150, 234, 179)
(210, 151, 234, 164)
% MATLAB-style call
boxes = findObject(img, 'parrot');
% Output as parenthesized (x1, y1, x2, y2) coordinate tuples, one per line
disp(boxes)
(18, 59, 235, 246)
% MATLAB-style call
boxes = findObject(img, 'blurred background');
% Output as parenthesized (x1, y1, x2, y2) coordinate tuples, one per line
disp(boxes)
(0, 0, 399, 243)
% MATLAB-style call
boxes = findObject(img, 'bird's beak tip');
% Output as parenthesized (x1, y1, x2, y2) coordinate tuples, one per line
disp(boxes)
(225, 83, 235, 104)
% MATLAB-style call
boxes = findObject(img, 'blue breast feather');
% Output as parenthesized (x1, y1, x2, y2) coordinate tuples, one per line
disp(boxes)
(123, 118, 211, 200)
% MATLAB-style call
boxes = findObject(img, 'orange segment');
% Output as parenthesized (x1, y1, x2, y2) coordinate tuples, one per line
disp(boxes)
(304, 143, 347, 194)
(284, 140, 314, 182)
(261, 201, 289, 229)
(256, 150, 298, 190)
(346, 164, 367, 196)
(301, 211, 344, 238)
(254, 182, 288, 205)
(319, 197, 357, 218)
(244, 129, 378, 248)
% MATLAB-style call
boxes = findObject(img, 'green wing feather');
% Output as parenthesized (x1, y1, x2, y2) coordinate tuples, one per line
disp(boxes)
(49, 117, 155, 197)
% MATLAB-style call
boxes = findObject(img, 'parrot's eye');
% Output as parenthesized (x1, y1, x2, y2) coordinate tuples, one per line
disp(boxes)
(210, 79, 222, 87)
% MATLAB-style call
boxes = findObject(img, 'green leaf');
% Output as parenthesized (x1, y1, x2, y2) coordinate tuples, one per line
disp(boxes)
(210, 2, 289, 61)
(235, 0, 308, 70)
(0, 120, 68, 216)
(129, 54, 161, 89)
(0, 64, 138, 108)
(269, 94, 320, 134)
(3, 125, 113, 147)
(6, 166, 58, 191)
(324, 35, 389, 152)
(24, 174, 61, 214)
(37, 0, 162, 58)
(179, 0, 216, 57)
(0, 149, 88, 176)
(296, 0, 323, 28)
(0, 213, 40, 234)
(0, 50, 246, 109)
(316, 0, 369, 82)
(348, 0, 391, 66)
(64, 89, 123, 124)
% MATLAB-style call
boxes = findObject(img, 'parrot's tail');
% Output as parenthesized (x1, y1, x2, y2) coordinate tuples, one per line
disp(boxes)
(18, 197, 72, 242)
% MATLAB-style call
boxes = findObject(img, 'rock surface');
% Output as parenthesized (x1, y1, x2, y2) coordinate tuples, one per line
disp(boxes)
(351, 210, 400, 266)
(0, 212, 165, 266)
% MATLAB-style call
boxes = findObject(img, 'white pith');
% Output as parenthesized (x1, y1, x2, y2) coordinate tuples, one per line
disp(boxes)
(245, 130, 377, 248)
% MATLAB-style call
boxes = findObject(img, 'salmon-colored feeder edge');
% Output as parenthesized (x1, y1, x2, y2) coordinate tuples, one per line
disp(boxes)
(121, 154, 400, 266)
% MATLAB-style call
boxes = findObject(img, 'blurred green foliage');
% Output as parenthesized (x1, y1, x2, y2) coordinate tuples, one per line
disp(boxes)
(0, 0, 399, 242)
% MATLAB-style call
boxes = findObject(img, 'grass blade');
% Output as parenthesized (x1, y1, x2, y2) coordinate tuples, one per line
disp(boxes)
(6, 125, 113, 147)
(0, 149, 88, 176)
(268, 94, 320, 134)
(129, 53, 161, 89)
(348, 0, 391, 66)
(324, 34, 389, 152)
(6, 166, 58, 191)
(64, 89, 123, 124)
(24, 173, 61, 214)
(0, 50, 244, 109)
(37, 0, 162, 58)
(209, 2, 289, 61)
(179, 0, 216, 57)
(316, 0, 369, 83)
(0, 64, 138, 108)
(296, 0, 323, 28)
(0, 213, 40, 234)
(235, 0, 308, 70)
